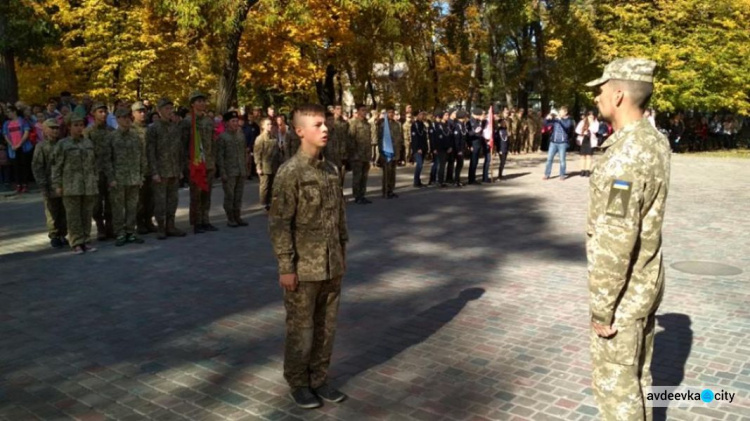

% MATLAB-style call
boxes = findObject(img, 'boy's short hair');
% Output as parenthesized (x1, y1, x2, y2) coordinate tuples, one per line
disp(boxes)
(260, 117, 272, 126)
(292, 104, 326, 127)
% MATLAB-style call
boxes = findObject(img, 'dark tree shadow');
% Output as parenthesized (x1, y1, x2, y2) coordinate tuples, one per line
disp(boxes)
(651, 313, 693, 421)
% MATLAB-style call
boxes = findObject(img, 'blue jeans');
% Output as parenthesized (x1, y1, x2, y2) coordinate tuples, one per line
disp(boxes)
(544, 142, 568, 177)
(413, 152, 424, 185)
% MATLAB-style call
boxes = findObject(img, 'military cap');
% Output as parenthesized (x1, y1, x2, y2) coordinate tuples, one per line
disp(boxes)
(67, 113, 85, 124)
(433, 109, 443, 118)
(223, 111, 239, 122)
(157, 98, 173, 109)
(115, 108, 132, 118)
(471, 107, 484, 116)
(43, 118, 60, 128)
(91, 102, 107, 111)
(586, 57, 657, 87)
(131, 101, 146, 111)
(456, 110, 468, 119)
(189, 91, 207, 103)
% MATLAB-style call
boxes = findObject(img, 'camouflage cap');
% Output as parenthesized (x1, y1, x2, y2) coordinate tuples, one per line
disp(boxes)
(67, 113, 85, 124)
(189, 91, 207, 103)
(115, 108, 132, 118)
(223, 111, 239, 122)
(585, 57, 657, 87)
(43, 118, 60, 128)
(131, 101, 146, 111)
(157, 98, 173, 109)
(91, 102, 107, 111)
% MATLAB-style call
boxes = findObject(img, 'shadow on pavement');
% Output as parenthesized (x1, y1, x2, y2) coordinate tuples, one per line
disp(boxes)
(652, 313, 693, 421)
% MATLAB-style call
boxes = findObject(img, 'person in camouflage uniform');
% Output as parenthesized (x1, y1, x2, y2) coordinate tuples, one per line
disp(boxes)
(52, 114, 99, 254)
(513, 108, 528, 154)
(106, 108, 147, 246)
(32, 119, 67, 248)
(254, 118, 280, 211)
(182, 91, 218, 234)
(269, 104, 348, 409)
(131, 101, 156, 234)
(327, 105, 348, 188)
(347, 104, 372, 204)
(585, 58, 669, 421)
(217, 111, 248, 227)
(147, 98, 186, 240)
(85, 102, 114, 240)
(402, 110, 413, 165)
(377, 107, 403, 198)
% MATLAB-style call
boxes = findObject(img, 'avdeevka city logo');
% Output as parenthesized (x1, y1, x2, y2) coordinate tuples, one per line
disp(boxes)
(647, 386, 735, 407)
(701, 389, 714, 403)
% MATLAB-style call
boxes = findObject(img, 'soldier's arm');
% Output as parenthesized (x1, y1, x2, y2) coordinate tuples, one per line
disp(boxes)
(146, 127, 159, 178)
(338, 183, 348, 247)
(104, 133, 115, 184)
(588, 166, 647, 325)
(31, 145, 48, 191)
(216, 135, 226, 175)
(51, 143, 63, 191)
(253, 139, 263, 173)
(268, 169, 297, 275)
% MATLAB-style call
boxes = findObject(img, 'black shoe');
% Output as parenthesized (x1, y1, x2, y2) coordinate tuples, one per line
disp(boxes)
(439, 183, 447, 188)
(203, 224, 219, 232)
(193, 225, 205, 234)
(390, 193, 399, 198)
(361, 198, 372, 204)
(290, 388, 322, 409)
(313, 384, 347, 403)
(61, 237, 70, 246)
(50, 237, 63, 249)
(115, 235, 128, 247)
(127, 233, 144, 244)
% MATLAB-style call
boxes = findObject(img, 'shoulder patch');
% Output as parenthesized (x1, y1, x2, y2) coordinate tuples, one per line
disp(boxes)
(606, 180, 632, 217)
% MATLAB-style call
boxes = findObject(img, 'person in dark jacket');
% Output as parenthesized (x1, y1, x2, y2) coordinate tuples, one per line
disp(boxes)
(452, 110, 469, 187)
(429, 110, 453, 187)
(410, 111, 429, 187)
(467, 108, 486, 185)
(543, 106, 574, 180)
(495, 108, 511, 181)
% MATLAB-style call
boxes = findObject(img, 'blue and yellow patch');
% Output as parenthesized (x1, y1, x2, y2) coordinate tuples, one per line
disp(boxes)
(606, 179, 632, 217)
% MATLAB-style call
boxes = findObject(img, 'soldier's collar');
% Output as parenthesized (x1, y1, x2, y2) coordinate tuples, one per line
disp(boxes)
(601, 118, 647, 148)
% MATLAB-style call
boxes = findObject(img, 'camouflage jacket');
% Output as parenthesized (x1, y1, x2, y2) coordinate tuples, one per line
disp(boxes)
(377, 118, 404, 161)
(84, 123, 113, 176)
(402, 118, 413, 148)
(51, 136, 98, 196)
(106, 128, 147, 186)
(253, 132, 281, 175)
(181, 114, 216, 170)
(287, 129, 301, 161)
(31, 139, 60, 197)
(217, 129, 247, 178)
(587, 118, 671, 325)
(324, 117, 348, 167)
(269, 150, 348, 282)
(347, 118, 371, 162)
(146, 119, 184, 179)
(133, 123, 148, 175)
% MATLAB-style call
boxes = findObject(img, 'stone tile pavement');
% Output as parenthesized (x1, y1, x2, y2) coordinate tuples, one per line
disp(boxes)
(0, 153, 749, 420)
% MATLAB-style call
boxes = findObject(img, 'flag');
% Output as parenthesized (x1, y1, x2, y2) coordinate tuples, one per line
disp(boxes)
(189, 112, 209, 192)
(382, 112, 394, 163)
(483, 105, 494, 152)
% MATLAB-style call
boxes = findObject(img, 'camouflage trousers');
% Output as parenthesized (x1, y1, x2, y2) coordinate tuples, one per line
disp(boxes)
(111, 184, 140, 237)
(189, 169, 215, 226)
(152, 177, 179, 225)
(259, 174, 275, 207)
(222, 176, 245, 217)
(63, 195, 96, 247)
(336, 165, 345, 189)
(524, 135, 534, 153)
(137, 176, 155, 229)
(93, 173, 113, 236)
(351, 161, 370, 200)
(591, 315, 656, 421)
(43, 195, 67, 239)
(381, 160, 396, 197)
(283, 277, 342, 389)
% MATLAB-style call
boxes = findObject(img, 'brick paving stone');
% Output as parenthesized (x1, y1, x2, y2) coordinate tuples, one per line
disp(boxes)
(1, 154, 749, 420)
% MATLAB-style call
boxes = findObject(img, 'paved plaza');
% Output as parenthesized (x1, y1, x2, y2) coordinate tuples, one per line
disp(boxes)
(0, 153, 749, 421)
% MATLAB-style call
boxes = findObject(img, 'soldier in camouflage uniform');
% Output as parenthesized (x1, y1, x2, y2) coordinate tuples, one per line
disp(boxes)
(217, 111, 248, 227)
(377, 107, 403, 198)
(147, 98, 186, 240)
(327, 105, 349, 188)
(182, 91, 218, 234)
(52, 114, 99, 254)
(132, 101, 155, 234)
(347, 104, 372, 204)
(585, 58, 669, 421)
(32, 119, 67, 248)
(513, 108, 528, 154)
(269, 104, 348, 409)
(85, 102, 114, 240)
(254, 118, 281, 211)
(106, 108, 147, 246)
(402, 110, 413, 165)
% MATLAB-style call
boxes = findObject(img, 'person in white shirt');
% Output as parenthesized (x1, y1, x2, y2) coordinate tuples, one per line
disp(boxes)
(575, 111, 599, 177)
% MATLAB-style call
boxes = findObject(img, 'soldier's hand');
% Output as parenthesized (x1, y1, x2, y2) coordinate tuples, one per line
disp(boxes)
(256, 170, 262, 176)
(447, 148, 453, 153)
(279, 273, 298, 292)
(417, 149, 423, 154)
(592, 322, 617, 338)
(56, 187, 62, 196)
(152, 175, 162, 184)
(109, 181, 117, 188)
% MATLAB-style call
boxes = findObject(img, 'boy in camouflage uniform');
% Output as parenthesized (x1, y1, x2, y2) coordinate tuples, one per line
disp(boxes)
(32, 119, 67, 248)
(269, 104, 348, 409)
(347, 104, 372, 204)
(585, 58, 670, 421)
(106, 108, 147, 246)
(253, 118, 280, 211)
(52, 114, 99, 254)
(182, 91, 218, 234)
(132, 101, 156, 234)
(85, 102, 114, 240)
(217, 111, 248, 227)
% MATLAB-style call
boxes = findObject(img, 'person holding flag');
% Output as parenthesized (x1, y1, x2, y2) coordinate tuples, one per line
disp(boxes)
(482, 106, 494, 183)
(377, 106, 403, 199)
(182, 91, 218, 235)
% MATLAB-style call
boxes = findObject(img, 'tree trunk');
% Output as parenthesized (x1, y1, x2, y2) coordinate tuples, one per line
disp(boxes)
(0, 50, 17, 104)
(216, 0, 258, 114)
(366, 77, 377, 109)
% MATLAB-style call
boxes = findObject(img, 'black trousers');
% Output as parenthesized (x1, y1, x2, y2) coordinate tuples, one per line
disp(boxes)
(497, 141, 509, 179)
(445, 151, 455, 182)
(468, 140, 483, 183)
(454, 153, 464, 183)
